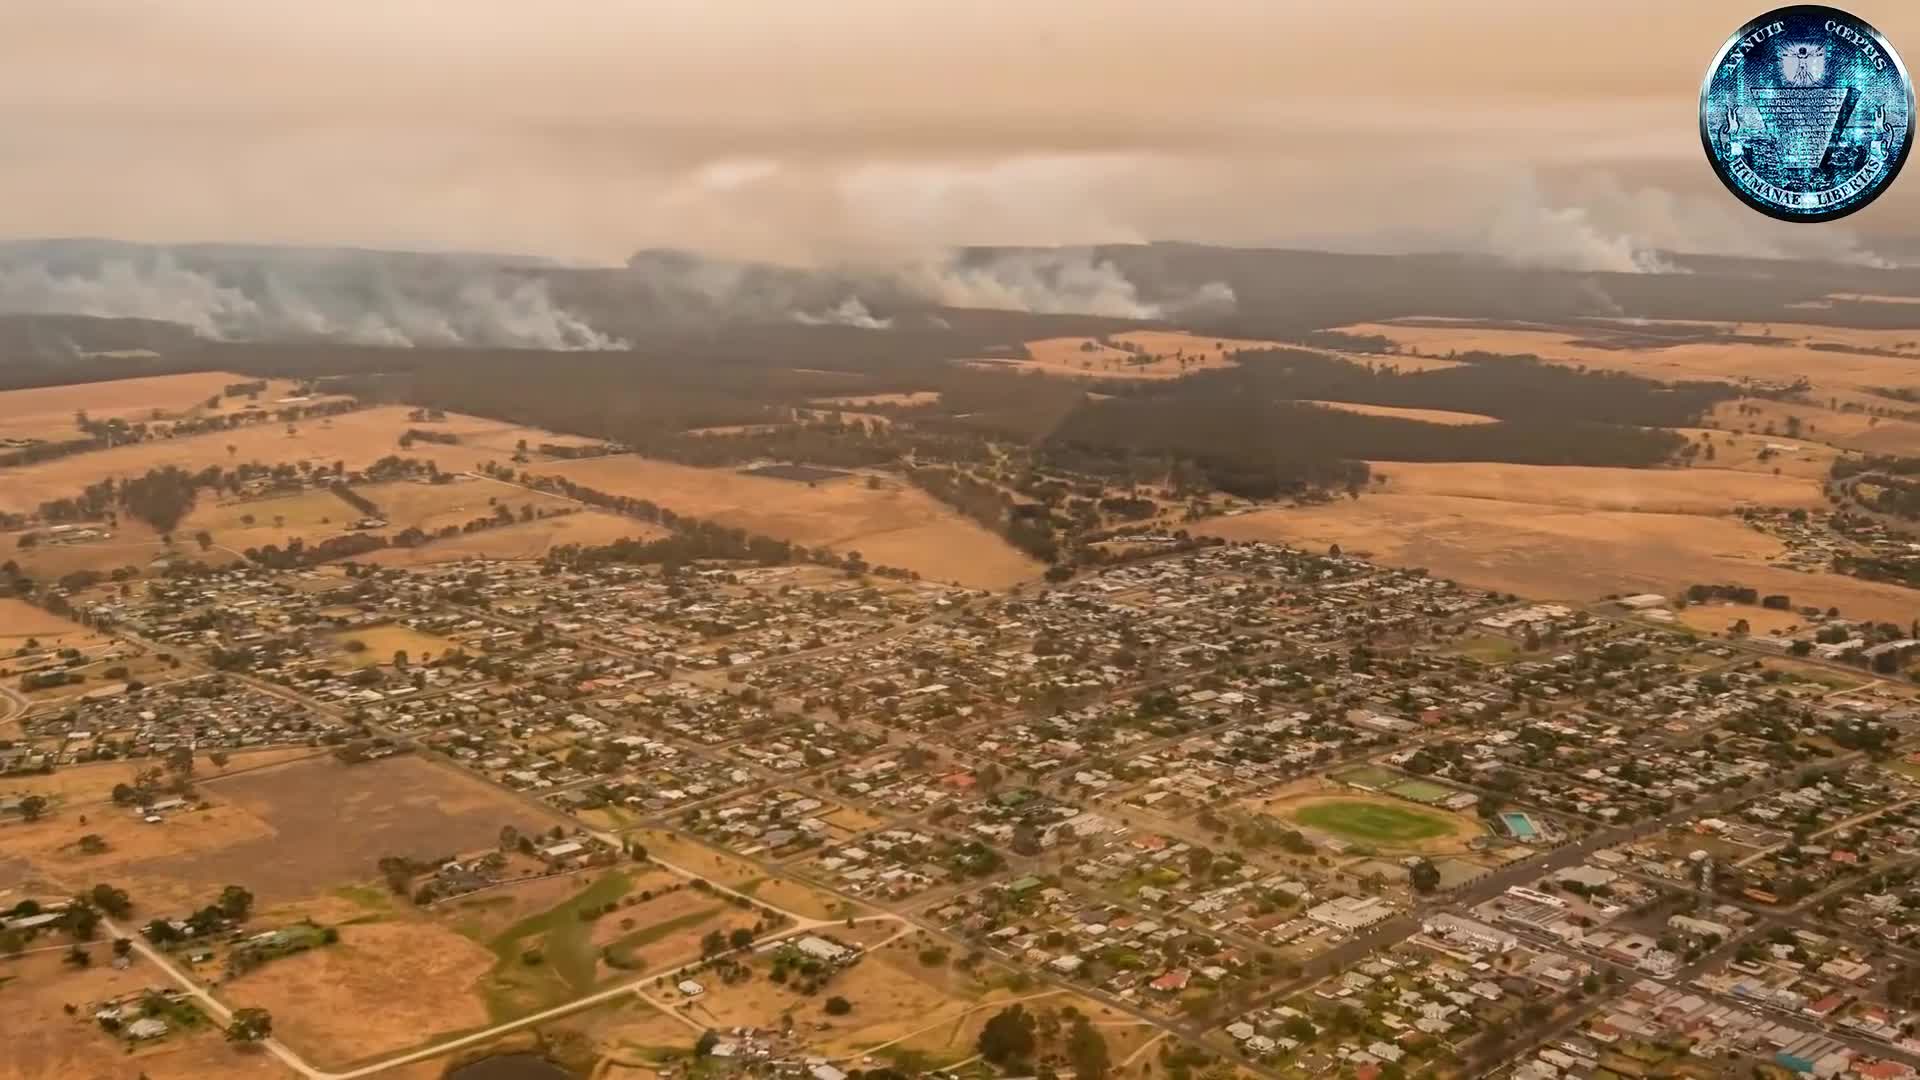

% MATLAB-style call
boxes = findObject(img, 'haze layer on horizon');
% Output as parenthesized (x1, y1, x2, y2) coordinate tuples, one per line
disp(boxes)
(5, 1, 1919, 270)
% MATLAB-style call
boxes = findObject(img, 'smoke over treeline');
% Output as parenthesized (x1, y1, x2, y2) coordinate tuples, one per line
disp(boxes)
(0, 240, 1239, 349)
(12, 237, 1920, 363)
(0, 240, 626, 351)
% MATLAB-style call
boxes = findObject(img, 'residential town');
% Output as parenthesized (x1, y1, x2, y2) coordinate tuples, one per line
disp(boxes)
(11, 537, 1920, 1080)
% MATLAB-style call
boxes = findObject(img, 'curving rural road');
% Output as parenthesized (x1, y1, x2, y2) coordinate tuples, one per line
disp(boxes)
(0, 683, 28, 726)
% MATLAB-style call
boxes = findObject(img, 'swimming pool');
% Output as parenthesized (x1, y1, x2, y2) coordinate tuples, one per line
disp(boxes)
(1500, 811, 1538, 840)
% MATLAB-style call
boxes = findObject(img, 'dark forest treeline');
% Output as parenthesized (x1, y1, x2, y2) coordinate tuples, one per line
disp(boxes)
(1163, 346, 1733, 428)
(1040, 348, 1714, 480)
(3, 314, 1742, 521)
(366, 344, 1714, 485)
(0, 435, 107, 468)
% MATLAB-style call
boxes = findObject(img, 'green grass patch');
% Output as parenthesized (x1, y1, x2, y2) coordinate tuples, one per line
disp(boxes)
(481, 871, 633, 1021)
(1289, 800, 1453, 844)
(1385, 779, 1458, 805)
(1449, 635, 1519, 663)
(1331, 765, 1400, 790)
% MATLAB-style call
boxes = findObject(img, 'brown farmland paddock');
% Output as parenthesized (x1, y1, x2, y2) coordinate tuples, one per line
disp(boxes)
(1304, 401, 1497, 426)
(358, 510, 669, 567)
(1360, 460, 1824, 513)
(542, 457, 1040, 588)
(0, 948, 298, 1080)
(0, 371, 271, 446)
(0, 755, 561, 911)
(222, 914, 497, 1070)
(0, 406, 594, 516)
(1198, 495, 1920, 622)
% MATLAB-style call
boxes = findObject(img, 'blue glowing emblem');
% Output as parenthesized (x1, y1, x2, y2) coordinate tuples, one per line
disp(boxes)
(1701, 5, 1914, 222)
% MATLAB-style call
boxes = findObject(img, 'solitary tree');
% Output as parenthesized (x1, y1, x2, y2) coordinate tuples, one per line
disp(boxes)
(218, 885, 254, 921)
(64, 899, 100, 941)
(1409, 858, 1442, 895)
(90, 883, 133, 918)
(977, 1004, 1037, 1067)
(1067, 1015, 1111, 1080)
(226, 1007, 273, 1043)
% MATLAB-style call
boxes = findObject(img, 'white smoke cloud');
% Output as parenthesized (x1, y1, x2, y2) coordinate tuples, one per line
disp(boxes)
(1480, 200, 1684, 275)
(0, 251, 627, 350)
(900, 251, 1234, 319)
(792, 296, 892, 329)
(1464, 173, 1888, 274)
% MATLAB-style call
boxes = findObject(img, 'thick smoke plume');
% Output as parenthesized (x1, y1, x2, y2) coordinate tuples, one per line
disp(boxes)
(792, 297, 892, 329)
(0, 245, 627, 350)
(901, 252, 1234, 319)
(630, 247, 1237, 330)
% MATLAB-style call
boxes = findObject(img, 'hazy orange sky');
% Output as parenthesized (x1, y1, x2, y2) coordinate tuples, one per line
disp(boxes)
(4, 1, 1918, 266)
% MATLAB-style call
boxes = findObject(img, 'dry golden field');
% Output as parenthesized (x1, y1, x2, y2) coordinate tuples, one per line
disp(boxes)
(1109, 330, 1287, 367)
(1335, 318, 1920, 397)
(329, 624, 462, 667)
(1672, 602, 1810, 639)
(971, 330, 1287, 380)
(1707, 397, 1920, 457)
(543, 456, 1041, 588)
(0, 473, 608, 579)
(0, 519, 194, 580)
(1361, 460, 1825, 513)
(625, 830, 852, 910)
(355, 477, 576, 533)
(0, 949, 301, 1080)
(679, 940, 993, 1061)
(0, 405, 598, 515)
(0, 371, 260, 445)
(1200, 495, 1920, 621)
(1304, 401, 1497, 425)
(1668, 427, 1840, 480)
(223, 912, 496, 1069)
(359, 510, 669, 567)
(0, 596, 106, 652)
(0, 749, 321, 810)
(0, 755, 556, 910)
